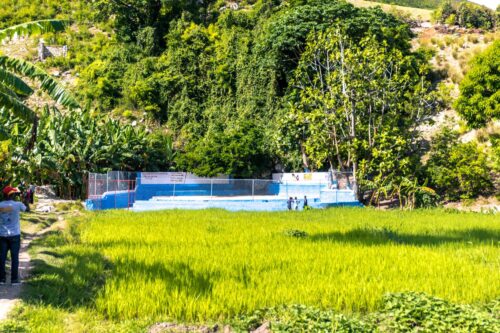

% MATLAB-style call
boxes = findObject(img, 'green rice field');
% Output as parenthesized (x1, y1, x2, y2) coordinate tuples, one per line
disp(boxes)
(5, 208, 500, 331)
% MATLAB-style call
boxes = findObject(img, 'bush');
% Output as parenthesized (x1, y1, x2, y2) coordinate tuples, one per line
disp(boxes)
(232, 292, 500, 332)
(426, 128, 494, 201)
(434, 1, 497, 30)
(454, 41, 500, 128)
(378, 292, 500, 332)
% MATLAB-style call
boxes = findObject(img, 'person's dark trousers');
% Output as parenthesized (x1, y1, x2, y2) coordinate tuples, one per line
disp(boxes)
(0, 235, 21, 282)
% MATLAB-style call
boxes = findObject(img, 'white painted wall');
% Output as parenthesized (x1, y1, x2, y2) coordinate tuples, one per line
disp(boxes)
(468, 0, 499, 10)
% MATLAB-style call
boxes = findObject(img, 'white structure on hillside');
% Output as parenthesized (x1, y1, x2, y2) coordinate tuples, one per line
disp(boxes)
(38, 39, 67, 61)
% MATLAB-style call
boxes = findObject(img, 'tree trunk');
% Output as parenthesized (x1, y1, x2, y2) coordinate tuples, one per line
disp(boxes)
(24, 115, 39, 153)
(300, 143, 309, 170)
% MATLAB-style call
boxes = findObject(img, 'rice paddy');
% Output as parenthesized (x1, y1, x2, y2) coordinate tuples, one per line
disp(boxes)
(7, 208, 500, 331)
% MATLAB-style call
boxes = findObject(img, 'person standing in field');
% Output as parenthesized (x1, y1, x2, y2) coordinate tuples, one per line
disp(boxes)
(287, 197, 293, 210)
(0, 186, 26, 285)
(303, 196, 308, 209)
(294, 197, 299, 210)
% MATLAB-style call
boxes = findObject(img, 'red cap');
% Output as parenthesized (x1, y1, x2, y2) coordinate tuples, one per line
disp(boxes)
(2, 186, 20, 196)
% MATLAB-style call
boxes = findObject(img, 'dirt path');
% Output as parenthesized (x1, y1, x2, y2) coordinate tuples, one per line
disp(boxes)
(0, 200, 65, 321)
(0, 231, 33, 320)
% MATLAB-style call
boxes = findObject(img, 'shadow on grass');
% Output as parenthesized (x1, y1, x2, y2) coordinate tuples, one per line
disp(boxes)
(22, 249, 111, 308)
(21, 214, 58, 239)
(22, 233, 217, 310)
(308, 228, 500, 246)
(112, 259, 216, 296)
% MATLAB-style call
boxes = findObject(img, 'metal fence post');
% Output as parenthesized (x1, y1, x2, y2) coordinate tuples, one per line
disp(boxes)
(173, 183, 176, 197)
(252, 179, 255, 200)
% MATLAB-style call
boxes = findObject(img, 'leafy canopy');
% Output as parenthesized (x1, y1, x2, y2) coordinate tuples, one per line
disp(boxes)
(281, 26, 437, 201)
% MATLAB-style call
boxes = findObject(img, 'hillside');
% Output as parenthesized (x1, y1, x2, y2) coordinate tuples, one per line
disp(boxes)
(0, 0, 498, 207)
(347, 0, 433, 20)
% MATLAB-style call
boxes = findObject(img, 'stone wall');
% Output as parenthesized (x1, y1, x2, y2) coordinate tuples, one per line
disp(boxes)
(38, 41, 67, 61)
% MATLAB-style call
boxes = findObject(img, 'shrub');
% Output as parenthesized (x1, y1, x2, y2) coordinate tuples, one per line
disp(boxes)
(426, 128, 494, 200)
(448, 66, 463, 84)
(233, 292, 500, 332)
(455, 41, 500, 128)
(445, 13, 456, 25)
(434, 1, 497, 30)
(468, 34, 479, 44)
(444, 35, 454, 46)
(378, 292, 500, 332)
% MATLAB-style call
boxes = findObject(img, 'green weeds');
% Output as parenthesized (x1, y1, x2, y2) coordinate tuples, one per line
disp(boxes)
(233, 293, 500, 332)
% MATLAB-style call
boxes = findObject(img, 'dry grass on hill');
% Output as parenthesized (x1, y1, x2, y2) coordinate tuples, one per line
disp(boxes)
(347, 0, 433, 21)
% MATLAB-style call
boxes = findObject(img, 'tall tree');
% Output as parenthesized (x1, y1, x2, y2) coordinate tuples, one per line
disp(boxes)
(283, 28, 436, 199)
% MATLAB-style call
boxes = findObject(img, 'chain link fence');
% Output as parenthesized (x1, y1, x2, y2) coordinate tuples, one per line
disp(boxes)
(87, 171, 137, 197)
(86, 171, 355, 210)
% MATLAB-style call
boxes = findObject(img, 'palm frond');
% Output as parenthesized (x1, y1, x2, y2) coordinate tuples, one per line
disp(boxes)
(0, 20, 68, 42)
(0, 67, 33, 96)
(0, 91, 35, 121)
(0, 56, 80, 109)
(0, 83, 19, 98)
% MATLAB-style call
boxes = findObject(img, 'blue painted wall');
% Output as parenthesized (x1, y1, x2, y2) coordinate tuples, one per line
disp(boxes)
(85, 191, 135, 210)
(85, 172, 361, 211)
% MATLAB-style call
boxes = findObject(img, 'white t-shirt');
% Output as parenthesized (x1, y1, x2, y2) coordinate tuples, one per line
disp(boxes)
(0, 200, 26, 236)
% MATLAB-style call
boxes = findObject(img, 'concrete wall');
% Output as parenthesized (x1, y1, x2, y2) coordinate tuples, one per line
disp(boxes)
(85, 191, 135, 210)
(38, 41, 67, 61)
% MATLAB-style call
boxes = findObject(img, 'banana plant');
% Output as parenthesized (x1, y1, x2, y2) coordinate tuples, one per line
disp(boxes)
(0, 20, 79, 123)
(0, 20, 174, 197)
(14, 107, 177, 199)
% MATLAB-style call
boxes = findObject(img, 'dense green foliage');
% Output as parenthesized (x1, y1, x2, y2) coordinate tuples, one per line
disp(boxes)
(0, 1, 90, 29)
(3, 208, 498, 331)
(72, 0, 427, 183)
(0, 19, 83, 192)
(1, 108, 174, 198)
(425, 128, 494, 200)
(0, 1, 497, 203)
(282, 26, 437, 200)
(234, 293, 500, 332)
(0, 19, 172, 198)
(434, 1, 497, 29)
(455, 41, 499, 128)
